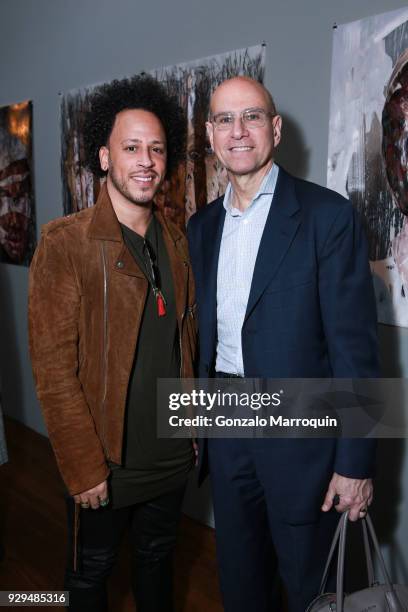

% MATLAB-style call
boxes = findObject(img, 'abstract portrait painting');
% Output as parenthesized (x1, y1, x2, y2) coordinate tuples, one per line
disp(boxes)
(0, 100, 36, 266)
(61, 45, 265, 227)
(328, 8, 408, 327)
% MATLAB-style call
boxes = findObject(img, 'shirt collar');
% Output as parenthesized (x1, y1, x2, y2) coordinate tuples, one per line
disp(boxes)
(223, 163, 279, 217)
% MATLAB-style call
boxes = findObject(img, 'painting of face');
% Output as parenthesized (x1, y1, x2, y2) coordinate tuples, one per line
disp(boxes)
(61, 92, 99, 214)
(0, 101, 36, 266)
(61, 45, 265, 227)
(327, 8, 408, 327)
(383, 62, 408, 215)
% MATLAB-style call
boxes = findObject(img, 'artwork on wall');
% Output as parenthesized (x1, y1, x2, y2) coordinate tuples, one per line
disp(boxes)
(60, 44, 265, 226)
(0, 100, 36, 266)
(328, 7, 408, 327)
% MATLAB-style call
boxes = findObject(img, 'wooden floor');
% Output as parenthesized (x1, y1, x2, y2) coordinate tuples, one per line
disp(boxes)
(0, 418, 223, 611)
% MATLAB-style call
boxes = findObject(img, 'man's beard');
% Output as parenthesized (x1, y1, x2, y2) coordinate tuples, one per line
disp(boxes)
(108, 163, 160, 207)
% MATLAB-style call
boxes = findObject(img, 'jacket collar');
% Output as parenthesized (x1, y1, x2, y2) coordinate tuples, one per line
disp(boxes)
(87, 183, 188, 261)
(200, 166, 301, 325)
(88, 183, 123, 242)
(155, 208, 189, 263)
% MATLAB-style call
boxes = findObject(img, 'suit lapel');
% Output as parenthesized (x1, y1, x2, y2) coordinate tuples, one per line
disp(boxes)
(202, 198, 226, 296)
(112, 243, 146, 278)
(244, 168, 301, 322)
(158, 211, 190, 321)
(201, 198, 226, 363)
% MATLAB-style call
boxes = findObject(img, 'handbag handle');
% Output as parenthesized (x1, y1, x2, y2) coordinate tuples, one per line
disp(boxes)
(318, 511, 375, 595)
(362, 518, 375, 586)
(363, 513, 394, 589)
(336, 511, 399, 612)
(318, 514, 344, 595)
(318, 510, 400, 612)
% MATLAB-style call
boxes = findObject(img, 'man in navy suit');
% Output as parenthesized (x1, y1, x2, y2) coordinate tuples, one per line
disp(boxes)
(187, 77, 379, 612)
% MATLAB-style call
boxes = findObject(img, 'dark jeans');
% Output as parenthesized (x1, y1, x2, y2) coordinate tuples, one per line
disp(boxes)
(64, 485, 186, 612)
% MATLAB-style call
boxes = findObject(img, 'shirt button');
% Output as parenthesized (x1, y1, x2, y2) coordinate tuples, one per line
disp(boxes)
(116, 261, 124, 269)
(243, 219, 249, 225)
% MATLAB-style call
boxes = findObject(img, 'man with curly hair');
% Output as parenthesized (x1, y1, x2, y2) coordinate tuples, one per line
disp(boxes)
(28, 74, 197, 612)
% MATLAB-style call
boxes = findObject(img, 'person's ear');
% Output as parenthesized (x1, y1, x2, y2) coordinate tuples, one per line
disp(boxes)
(99, 146, 109, 172)
(272, 115, 282, 147)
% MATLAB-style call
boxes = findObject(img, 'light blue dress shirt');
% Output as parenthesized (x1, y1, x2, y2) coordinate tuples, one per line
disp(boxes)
(216, 163, 279, 376)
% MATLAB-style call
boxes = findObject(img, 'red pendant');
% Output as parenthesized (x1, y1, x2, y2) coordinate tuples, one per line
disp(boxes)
(156, 292, 166, 317)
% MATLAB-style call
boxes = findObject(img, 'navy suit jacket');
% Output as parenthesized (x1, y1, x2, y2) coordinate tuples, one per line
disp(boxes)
(187, 167, 379, 517)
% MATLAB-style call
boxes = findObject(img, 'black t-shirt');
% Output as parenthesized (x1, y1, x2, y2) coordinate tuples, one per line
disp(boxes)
(109, 217, 193, 508)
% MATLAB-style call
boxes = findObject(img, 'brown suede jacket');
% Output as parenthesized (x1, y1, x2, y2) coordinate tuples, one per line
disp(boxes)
(28, 185, 197, 495)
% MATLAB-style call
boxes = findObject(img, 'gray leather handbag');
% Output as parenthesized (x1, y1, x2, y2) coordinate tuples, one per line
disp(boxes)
(306, 510, 408, 611)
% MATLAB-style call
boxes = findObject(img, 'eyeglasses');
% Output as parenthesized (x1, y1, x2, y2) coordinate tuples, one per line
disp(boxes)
(211, 108, 274, 131)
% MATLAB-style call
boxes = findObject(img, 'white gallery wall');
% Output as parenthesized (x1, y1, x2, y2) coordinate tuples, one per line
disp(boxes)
(1, 0, 408, 582)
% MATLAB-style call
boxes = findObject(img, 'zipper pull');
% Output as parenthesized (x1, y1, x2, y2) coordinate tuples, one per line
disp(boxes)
(155, 290, 167, 317)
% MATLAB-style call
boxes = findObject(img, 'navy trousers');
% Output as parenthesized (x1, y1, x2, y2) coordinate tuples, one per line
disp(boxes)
(208, 438, 339, 612)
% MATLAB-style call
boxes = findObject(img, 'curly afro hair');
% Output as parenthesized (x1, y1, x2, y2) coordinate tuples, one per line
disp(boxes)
(82, 74, 186, 178)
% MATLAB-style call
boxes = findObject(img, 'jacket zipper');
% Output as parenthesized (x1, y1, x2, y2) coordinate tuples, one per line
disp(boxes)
(100, 242, 109, 456)
(179, 309, 185, 377)
(180, 304, 195, 377)
(179, 261, 194, 377)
